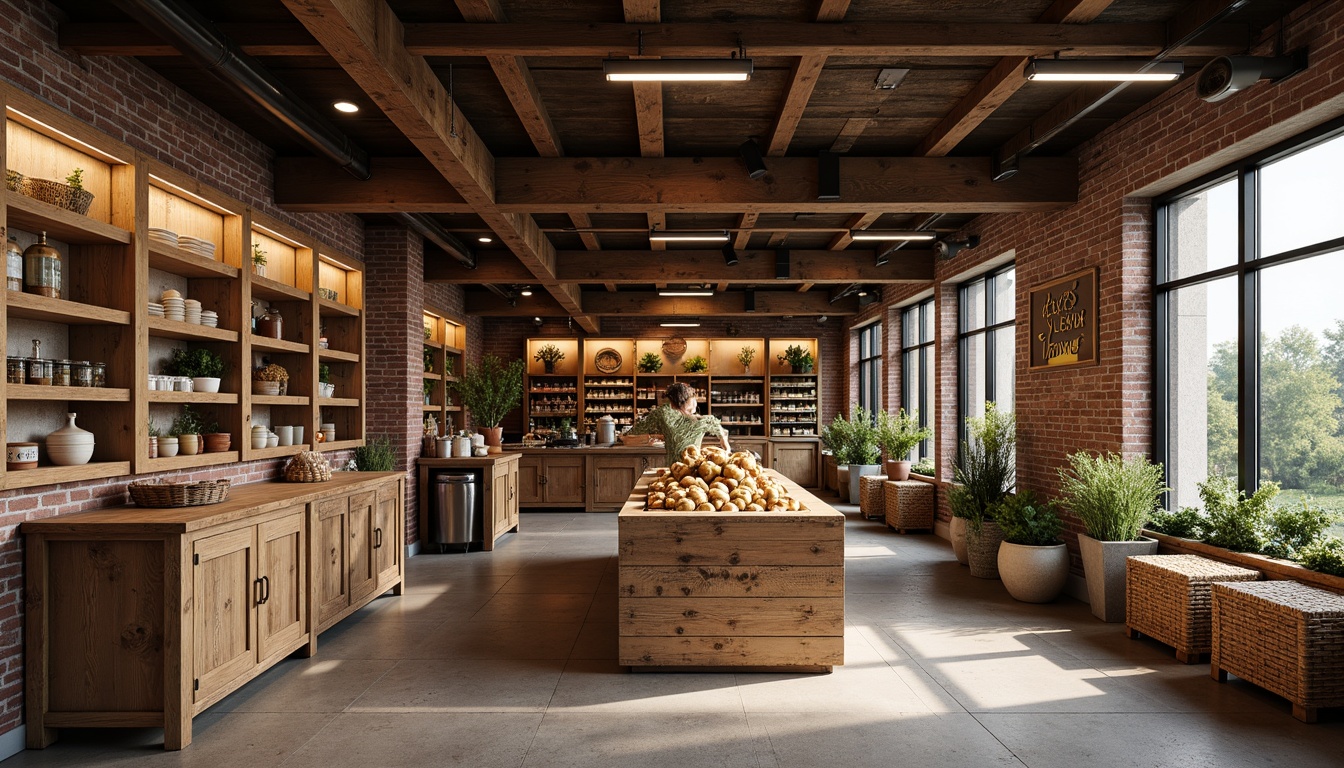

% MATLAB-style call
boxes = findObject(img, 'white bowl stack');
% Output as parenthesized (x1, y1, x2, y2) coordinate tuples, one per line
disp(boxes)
(183, 298, 201, 325)
(161, 290, 185, 322)
(199, 310, 218, 328)
(147, 301, 164, 318)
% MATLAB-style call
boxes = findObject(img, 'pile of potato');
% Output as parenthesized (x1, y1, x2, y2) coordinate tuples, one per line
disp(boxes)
(645, 445, 802, 512)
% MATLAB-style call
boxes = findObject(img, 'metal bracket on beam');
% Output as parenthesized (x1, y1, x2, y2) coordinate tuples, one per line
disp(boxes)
(398, 213, 476, 269)
(774, 249, 790, 279)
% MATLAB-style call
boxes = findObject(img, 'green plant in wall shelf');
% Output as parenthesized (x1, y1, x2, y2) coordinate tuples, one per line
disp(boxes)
(682, 355, 708, 373)
(65, 167, 84, 191)
(353, 435, 396, 472)
(736, 346, 756, 372)
(252, 242, 267, 276)
(169, 404, 207, 437)
(166, 347, 225, 380)
(534, 344, 565, 373)
(637, 352, 664, 373)
(318, 363, 331, 385)
(777, 344, 814, 373)
(423, 379, 435, 404)
(424, 346, 434, 373)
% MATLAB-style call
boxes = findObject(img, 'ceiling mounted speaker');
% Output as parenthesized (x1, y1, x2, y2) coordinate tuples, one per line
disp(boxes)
(934, 235, 981, 261)
(1197, 52, 1306, 103)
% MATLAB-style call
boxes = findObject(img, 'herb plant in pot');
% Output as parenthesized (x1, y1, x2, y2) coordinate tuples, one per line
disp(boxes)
(876, 408, 932, 481)
(737, 345, 756, 374)
(777, 344, 814, 374)
(534, 344, 565, 374)
(947, 404, 1015, 576)
(845, 406, 883, 507)
(170, 405, 207, 456)
(1056, 451, 1166, 622)
(450, 355, 524, 452)
(167, 347, 225, 394)
(637, 352, 663, 373)
(995, 490, 1069, 603)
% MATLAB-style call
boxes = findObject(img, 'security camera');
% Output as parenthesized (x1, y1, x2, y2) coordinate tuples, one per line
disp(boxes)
(816, 315, 829, 324)
(934, 235, 981, 261)
(1197, 53, 1306, 103)
(532, 316, 544, 328)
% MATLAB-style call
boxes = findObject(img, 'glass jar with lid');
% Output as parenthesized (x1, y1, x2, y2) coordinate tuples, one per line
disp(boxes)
(255, 307, 283, 339)
(27, 340, 51, 385)
(51, 360, 72, 387)
(71, 361, 93, 387)
(92, 362, 107, 388)
(6, 357, 26, 384)
(6, 236, 23, 291)
(23, 231, 62, 299)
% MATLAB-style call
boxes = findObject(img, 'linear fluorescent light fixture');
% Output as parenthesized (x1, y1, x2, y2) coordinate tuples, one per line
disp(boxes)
(849, 229, 937, 241)
(605, 58, 753, 82)
(649, 229, 730, 243)
(659, 289, 715, 297)
(1025, 59, 1184, 82)
(660, 322, 702, 327)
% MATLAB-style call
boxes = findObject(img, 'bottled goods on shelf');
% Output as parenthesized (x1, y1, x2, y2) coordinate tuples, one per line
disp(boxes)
(6, 236, 22, 291)
(22, 231, 61, 299)
(530, 379, 578, 393)
(585, 377, 633, 387)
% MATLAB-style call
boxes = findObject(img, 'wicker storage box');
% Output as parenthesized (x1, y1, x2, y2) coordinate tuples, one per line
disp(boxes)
(884, 480, 934, 533)
(859, 474, 888, 519)
(1125, 554, 1260, 663)
(1212, 580, 1344, 722)
(285, 450, 332, 482)
(127, 479, 230, 507)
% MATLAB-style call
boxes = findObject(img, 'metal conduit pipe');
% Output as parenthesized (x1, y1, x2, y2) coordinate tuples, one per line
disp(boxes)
(111, 0, 371, 179)
(397, 213, 477, 270)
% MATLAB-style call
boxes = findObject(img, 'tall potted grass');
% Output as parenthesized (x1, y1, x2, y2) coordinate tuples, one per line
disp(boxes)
(876, 408, 932, 481)
(449, 355, 524, 452)
(1056, 451, 1167, 622)
(947, 404, 1015, 576)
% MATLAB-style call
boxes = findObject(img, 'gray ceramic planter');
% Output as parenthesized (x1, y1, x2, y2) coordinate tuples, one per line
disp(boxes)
(1078, 533, 1159, 622)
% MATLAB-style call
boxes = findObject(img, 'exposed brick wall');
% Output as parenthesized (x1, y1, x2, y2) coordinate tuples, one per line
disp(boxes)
(841, 0, 1344, 571)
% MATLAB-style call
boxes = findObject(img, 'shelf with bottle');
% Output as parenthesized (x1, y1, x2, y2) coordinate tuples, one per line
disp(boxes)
(583, 377, 634, 387)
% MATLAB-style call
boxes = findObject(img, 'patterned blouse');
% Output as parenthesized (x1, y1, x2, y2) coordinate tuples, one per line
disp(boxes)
(627, 404, 726, 466)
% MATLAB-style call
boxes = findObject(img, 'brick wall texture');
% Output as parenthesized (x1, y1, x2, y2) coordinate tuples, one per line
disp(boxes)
(841, 1, 1344, 573)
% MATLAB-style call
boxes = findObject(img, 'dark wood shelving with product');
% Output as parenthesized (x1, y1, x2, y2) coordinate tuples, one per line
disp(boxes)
(524, 337, 581, 433)
(767, 337, 820, 438)
(423, 308, 466, 435)
(582, 338, 637, 431)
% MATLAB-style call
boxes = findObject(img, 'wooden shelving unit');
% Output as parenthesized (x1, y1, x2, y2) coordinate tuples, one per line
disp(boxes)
(0, 85, 366, 490)
(523, 337, 581, 433)
(422, 308, 466, 436)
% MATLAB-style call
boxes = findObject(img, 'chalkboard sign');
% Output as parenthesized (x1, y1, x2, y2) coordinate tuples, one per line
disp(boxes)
(1029, 268, 1098, 370)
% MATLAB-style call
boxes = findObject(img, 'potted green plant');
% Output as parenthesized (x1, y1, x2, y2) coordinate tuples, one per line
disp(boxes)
(821, 412, 857, 502)
(947, 404, 1015, 576)
(449, 355, 524, 450)
(777, 344, 814, 373)
(682, 355, 708, 373)
(353, 435, 396, 471)
(876, 408, 932, 481)
(170, 404, 207, 456)
(424, 346, 435, 374)
(534, 343, 565, 374)
(166, 347, 225, 393)
(147, 418, 161, 459)
(844, 406, 883, 506)
(318, 362, 335, 398)
(994, 491, 1069, 603)
(637, 352, 663, 373)
(736, 345, 757, 374)
(1056, 451, 1167, 622)
(911, 459, 936, 479)
(252, 242, 267, 277)
(423, 379, 434, 405)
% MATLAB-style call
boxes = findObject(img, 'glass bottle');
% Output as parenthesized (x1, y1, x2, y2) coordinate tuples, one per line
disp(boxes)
(6, 236, 23, 291)
(51, 360, 72, 387)
(255, 307, 283, 339)
(23, 231, 61, 299)
(27, 339, 51, 385)
(71, 361, 93, 387)
(6, 357, 25, 384)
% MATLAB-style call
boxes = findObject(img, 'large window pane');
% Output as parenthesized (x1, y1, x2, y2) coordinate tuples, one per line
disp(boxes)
(903, 307, 919, 347)
(923, 303, 935, 342)
(964, 279, 986, 331)
(1166, 276, 1238, 510)
(963, 333, 986, 422)
(922, 347, 936, 459)
(1260, 134, 1344, 257)
(1258, 252, 1344, 502)
(993, 326, 1015, 414)
(1166, 177, 1238, 281)
(992, 268, 1016, 324)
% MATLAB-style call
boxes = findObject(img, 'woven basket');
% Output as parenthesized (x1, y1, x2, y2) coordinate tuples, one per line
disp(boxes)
(884, 480, 935, 533)
(5, 169, 22, 192)
(1126, 554, 1259, 663)
(661, 336, 687, 358)
(859, 474, 888, 519)
(1212, 580, 1344, 722)
(22, 177, 95, 215)
(966, 521, 1004, 579)
(253, 380, 281, 396)
(285, 450, 332, 482)
(128, 479, 230, 507)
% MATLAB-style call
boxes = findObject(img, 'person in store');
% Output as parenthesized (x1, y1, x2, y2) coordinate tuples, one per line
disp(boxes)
(626, 381, 730, 466)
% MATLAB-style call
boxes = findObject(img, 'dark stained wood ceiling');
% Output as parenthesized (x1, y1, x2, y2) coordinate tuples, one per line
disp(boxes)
(48, 0, 1301, 326)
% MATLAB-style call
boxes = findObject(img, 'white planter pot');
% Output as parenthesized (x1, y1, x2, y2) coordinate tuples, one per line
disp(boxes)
(159, 437, 179, 458)
(847, 464, 881, 506)
(178, 434, 200, 456)
(1078, 533, 1159, 622)
(998, 542, 1070, 603)
(836, 466, 851, 503)
(950, 516, 969, 565)
(192, 377, 221, 393)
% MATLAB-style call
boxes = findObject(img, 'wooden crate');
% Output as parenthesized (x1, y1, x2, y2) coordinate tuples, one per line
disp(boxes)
(618, 470, 845, 672)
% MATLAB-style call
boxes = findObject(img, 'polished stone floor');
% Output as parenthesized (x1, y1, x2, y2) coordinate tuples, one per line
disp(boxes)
(8, 497, 1344, 767)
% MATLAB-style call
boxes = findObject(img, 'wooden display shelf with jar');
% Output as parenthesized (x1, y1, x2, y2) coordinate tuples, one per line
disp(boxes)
(422, 307, 464, 435)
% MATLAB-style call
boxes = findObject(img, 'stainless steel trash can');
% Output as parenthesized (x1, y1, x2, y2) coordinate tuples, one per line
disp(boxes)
(433, 472, 477, 552)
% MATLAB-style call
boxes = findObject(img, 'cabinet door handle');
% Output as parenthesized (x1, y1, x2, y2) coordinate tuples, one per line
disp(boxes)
(256, 576, 269, 605)
(374, 526, 383, 548)
(540, 474, 547, 485)
(263, 575, 270, 603)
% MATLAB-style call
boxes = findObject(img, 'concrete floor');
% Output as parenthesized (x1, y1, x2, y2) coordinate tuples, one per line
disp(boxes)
(8, 497, 1344, 767)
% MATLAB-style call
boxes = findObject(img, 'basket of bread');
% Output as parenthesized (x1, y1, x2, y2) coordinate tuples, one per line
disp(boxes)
(645, 445, 802, 512)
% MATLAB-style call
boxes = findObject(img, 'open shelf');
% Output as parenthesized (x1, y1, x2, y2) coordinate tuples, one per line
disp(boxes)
(423, 372, 442, 382)
(319, 397, 359, 408)
(247, 444, 309, 460)
(250, 275, 309, 302)
(317, 438, 362, 452)
(5, 192, 132, 245)
(252, 395, 309, 406)
(250, 335, 310, 354)
(147, 390, 239, 404)
(318, 298, 359, 317)
(147, 316, 239, 342)
(318, 348, 359, 363)
(6, 384, 130, 402)
(147, 242, 238, 279)
(421, 404, 440, 412)
(6, 291, 131, 325)
(142, 451, 239, 472)
(2, 461, 132, 491)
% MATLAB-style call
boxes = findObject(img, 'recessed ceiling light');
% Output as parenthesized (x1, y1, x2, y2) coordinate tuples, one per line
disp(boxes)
(478, 236, 493, 243)
(332, 100, 360, 113)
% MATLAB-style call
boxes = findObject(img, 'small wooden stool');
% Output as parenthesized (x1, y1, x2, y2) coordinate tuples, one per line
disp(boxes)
(1124, 554, 1259, 663)
(858, 474, 888, 519)
(1211, 580, 1344, 723)
(883, 480, 934, 533)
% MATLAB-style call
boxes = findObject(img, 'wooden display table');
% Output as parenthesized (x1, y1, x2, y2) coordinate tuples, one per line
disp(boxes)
(418, 454, 521, 550)
(1125, 554, 1260, 663)
(617, 469, 845, 672)
(22, 472, 404, 750)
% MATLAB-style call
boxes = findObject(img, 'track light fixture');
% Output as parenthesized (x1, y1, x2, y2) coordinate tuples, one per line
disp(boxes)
(658, 288, 715, 297)
(649, 229, 730, 243)
(849, 229, 936, 241)
(934, 235, 982, 261)
(739, 138, 768, 180)
(1196, 52, 1307, 102)
(605, 33, 752, 82)
(1024, 58, 1184, 82)
(722, 244, 739, 266)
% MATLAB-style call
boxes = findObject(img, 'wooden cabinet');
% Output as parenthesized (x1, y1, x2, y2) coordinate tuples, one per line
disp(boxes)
(517, 454, 585, 507)
(518, 455, 543, 505)
(589, 453, 660, 510)
(771, 439, 820, 488)
(416, 454, 520, 551)
(23, 473, 403, 750)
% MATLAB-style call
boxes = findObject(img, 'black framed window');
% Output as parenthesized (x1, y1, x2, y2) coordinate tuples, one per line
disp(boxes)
(1157, 123, 1344, 512)
(901, 299, 936, 462)
(857, 322, 882, 415)
(959, 265, 1016, 440)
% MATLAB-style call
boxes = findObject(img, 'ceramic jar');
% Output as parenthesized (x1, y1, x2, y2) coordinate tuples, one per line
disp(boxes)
(158, 436, 179, 458)
(6, 442, 38, 470)
(178, 434, 200, 456)
(45, 412, 94, 465)
(23, 231, 61, 299)
(251, 425, 269, 450)
(452, 432, 472, 458)
(255, 307, 283, 339)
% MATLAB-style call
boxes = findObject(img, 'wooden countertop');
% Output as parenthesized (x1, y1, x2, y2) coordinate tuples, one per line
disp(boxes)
(417, 453, 522, 468)
(21, 472, 402, 534)
(617, 468, 841, 522)
(505, 445, 666, 455)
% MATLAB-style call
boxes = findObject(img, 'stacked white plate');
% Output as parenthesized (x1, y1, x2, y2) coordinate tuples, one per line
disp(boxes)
(161, 290, 185, 322)
(148, 227, 179, 249)
(178, 236, 217, 259)
(147, 301, 164, 317)
(199, 310, 218, 328)
(183, 299, 202, 325)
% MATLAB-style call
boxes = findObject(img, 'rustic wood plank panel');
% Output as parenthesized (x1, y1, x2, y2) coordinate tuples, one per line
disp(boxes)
(620, 635, 844, 666)
(620, 515, 843, 542)
(619, 597, 844, 636)
(618, 565, 844, 598)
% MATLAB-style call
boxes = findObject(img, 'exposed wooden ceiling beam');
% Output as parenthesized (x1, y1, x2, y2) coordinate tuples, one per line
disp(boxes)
(647, 210, 666, 251)
(279, 0, 596, 332)
(830, 117, 874, 154)
(425, 249, 934, 284)
(913, 0, 1116, 158)
(467, 289, 860, 316)
(568, 211, 602, 250)
(827, 212, 880, 251)
(733, 213, 758, 250)
(60, 21, 1247, 58)
(273, 157, 472, 213)
(274, 155, 1078, 213)
(623, 1, 665, 253)
(764, 0, 850, 157)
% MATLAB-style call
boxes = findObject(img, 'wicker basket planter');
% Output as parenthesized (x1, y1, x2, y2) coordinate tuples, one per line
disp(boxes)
(1212, 580, 1344, 722)
(858, 474, 888, 519)
(5, 169, 22, 192)
(1125, 554, 1260, 663)
(127, 479, 230, 508)
(21, 177, 94, 215)
(883, 480, 934, 534)
(966, 521, 1004, 579)
(284, 450, 332, 482)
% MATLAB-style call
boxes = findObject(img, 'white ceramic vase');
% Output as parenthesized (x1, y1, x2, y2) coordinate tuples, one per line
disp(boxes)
(46, 412, 94, 465)
(192, 377, 221, 393)
(159, 437, 179, 458)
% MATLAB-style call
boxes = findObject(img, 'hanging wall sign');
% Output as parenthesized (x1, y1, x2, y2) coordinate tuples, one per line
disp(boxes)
(1029, 267, 1098, 370)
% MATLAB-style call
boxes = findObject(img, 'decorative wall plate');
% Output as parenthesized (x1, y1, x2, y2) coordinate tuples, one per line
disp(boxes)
(662, 336, 687, 359)
(594, 348, 622, 373)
